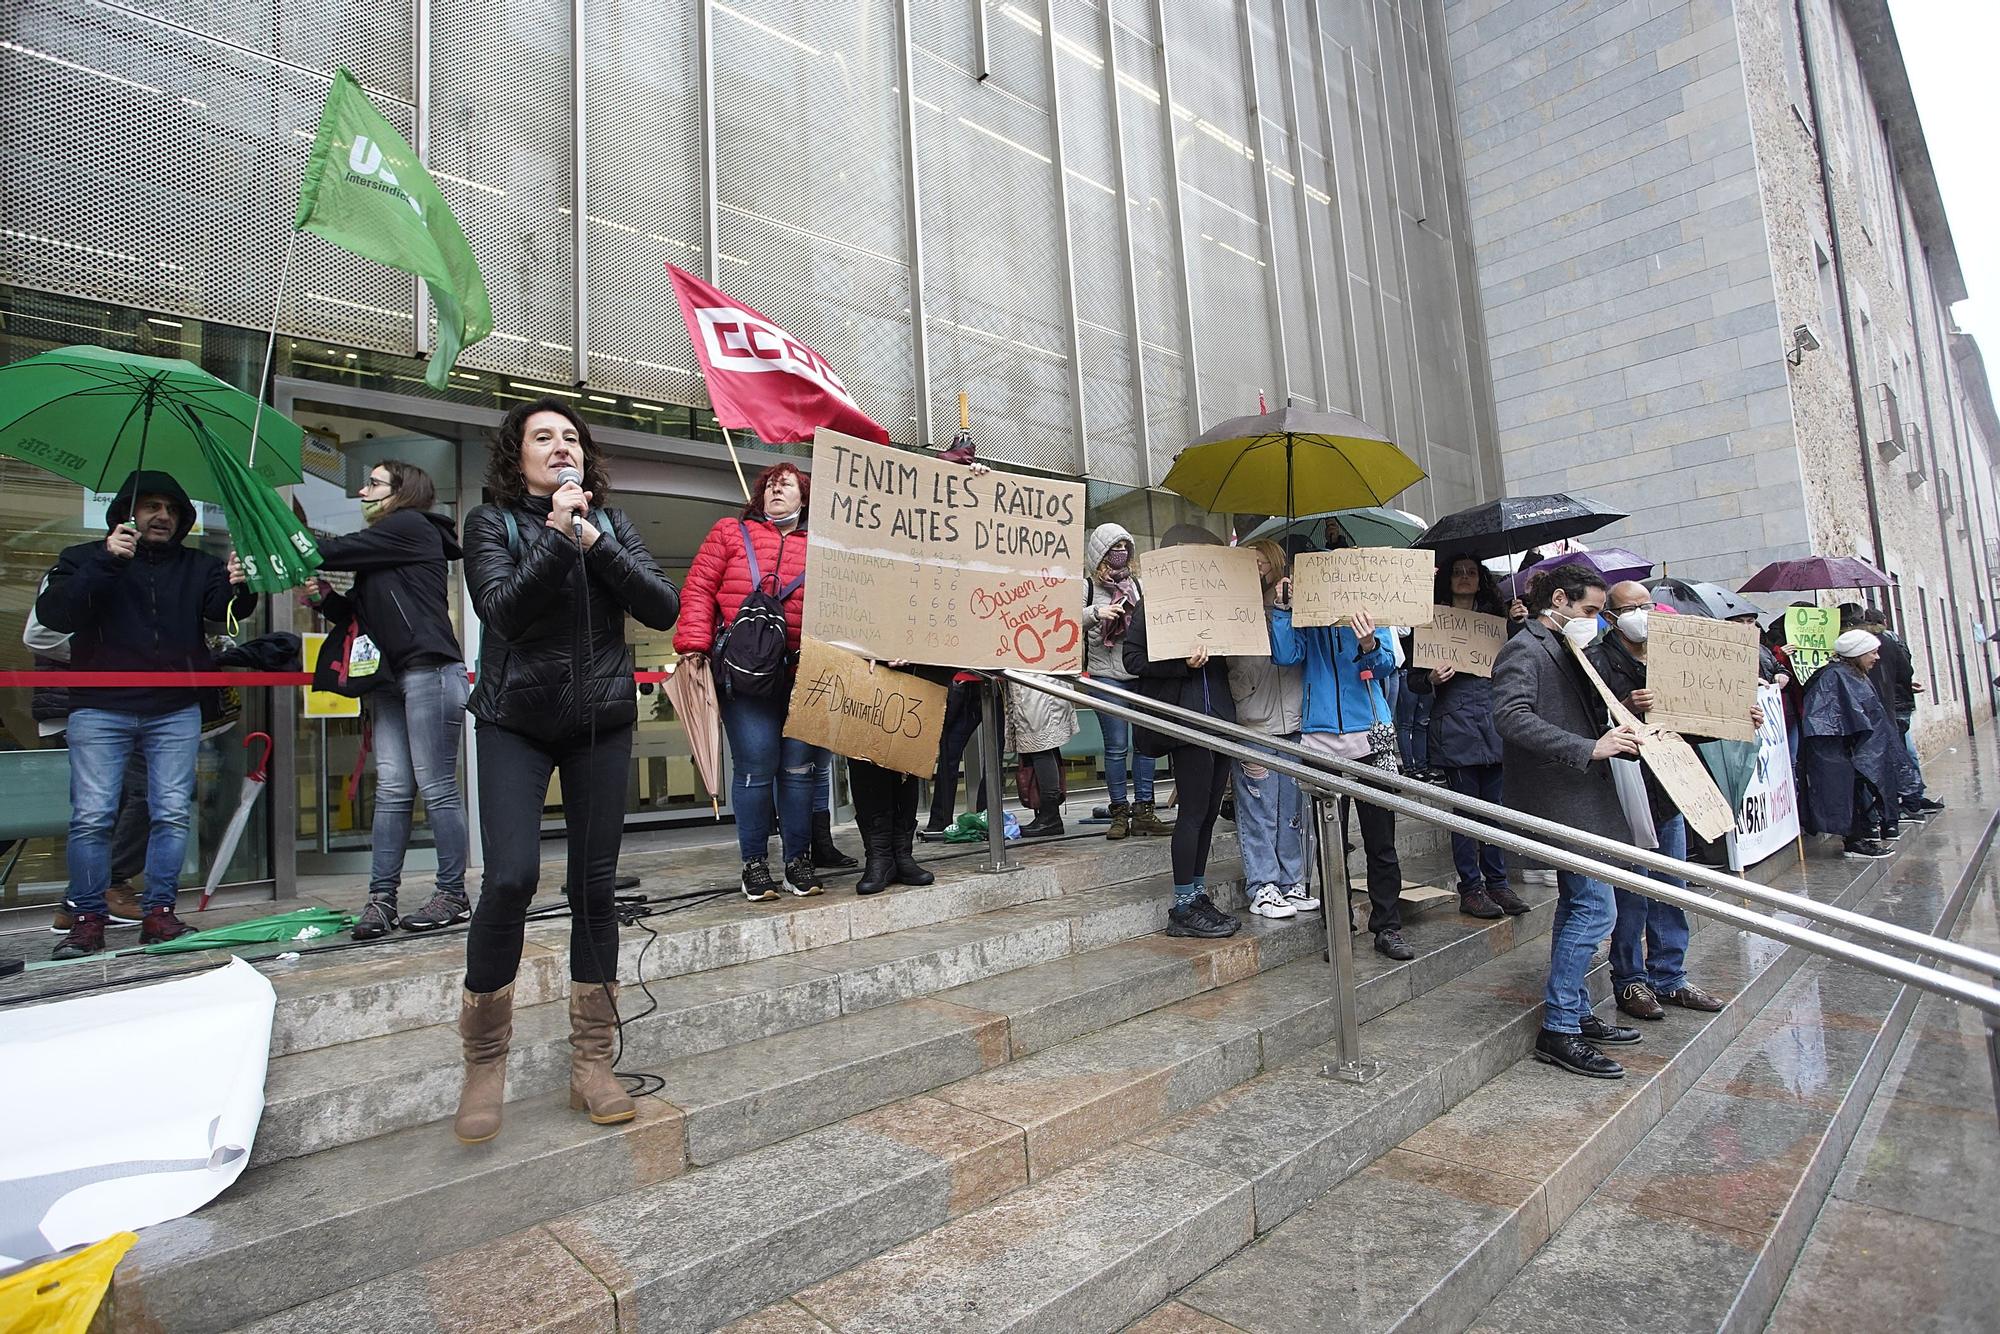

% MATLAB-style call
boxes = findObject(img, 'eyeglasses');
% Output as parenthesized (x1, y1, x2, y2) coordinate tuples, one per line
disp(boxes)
(360, 476, 392, 492)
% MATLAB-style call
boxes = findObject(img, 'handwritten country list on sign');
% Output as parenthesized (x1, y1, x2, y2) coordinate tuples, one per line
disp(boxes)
(803, 428, 1088, 673)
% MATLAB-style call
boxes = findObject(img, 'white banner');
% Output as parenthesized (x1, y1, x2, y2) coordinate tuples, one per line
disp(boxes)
(0, 957, 274, 1266)
(1728, 683, 1801, 870)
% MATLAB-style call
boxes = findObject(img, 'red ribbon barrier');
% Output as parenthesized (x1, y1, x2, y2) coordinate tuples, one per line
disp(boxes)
(0, 669, 677, 688)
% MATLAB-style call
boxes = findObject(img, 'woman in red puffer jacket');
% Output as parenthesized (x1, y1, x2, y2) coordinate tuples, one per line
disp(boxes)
(675, 462, 827, 901)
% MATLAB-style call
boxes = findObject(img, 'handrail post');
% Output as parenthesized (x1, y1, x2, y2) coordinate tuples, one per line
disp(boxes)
(1314, 793, 1381, 1084)
(980, 677, 1016, 873)
(1986, 1020, 2000, 1135)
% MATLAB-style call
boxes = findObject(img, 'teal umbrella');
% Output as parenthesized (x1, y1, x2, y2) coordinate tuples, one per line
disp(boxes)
(1697, 739, 1758, 814)
(1243, 506, 1426, 549)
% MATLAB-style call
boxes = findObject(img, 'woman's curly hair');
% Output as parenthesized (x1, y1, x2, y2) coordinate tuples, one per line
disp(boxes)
(486, 398, 613, 507)
(1433, 551, 1504, 615)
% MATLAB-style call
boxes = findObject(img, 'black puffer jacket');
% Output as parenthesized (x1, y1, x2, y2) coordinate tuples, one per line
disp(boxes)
(35, 470, 257, 716)
(314, 508, 464, 672)
(463, 496, 680, 743)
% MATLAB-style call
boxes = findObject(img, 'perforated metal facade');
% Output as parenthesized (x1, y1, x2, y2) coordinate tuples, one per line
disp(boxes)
(2, 0, 1493, 508)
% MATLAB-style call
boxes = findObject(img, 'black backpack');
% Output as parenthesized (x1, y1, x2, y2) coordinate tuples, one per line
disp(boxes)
(716, 521, 803, 698)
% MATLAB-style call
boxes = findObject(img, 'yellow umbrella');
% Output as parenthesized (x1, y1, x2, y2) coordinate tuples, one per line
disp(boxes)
(1161, 406, 1424, 518)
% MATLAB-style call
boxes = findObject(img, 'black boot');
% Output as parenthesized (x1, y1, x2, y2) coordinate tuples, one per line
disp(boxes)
(855, 805, 896, 896)
(811, 810, 857, 869)
(892, 777, 934, 885)
(1020, 801, 1065, 838)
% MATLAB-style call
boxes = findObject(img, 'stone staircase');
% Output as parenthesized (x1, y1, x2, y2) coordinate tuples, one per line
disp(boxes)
(90, 746, 1999, 1334)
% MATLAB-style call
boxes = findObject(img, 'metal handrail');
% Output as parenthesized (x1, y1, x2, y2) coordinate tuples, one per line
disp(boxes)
(1022, 670, 2000, 983)
(1000, 670, 2000, 1030)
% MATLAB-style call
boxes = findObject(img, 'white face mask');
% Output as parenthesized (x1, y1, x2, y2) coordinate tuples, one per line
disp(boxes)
(1616, 609, 1649, 642)
(1551, 604, 1599, 648)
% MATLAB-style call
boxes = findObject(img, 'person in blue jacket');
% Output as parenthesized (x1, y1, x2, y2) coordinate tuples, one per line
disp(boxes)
(1269, 580, 1413, 960)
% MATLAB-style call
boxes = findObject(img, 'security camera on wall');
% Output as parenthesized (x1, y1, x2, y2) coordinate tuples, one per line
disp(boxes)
(1786, 324, 1822, 365)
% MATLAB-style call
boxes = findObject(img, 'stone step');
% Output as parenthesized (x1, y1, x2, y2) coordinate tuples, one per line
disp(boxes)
(268, 834, 1211, 1058)
(1150, 804, 1995, 1334)
(169, 875, 1553, 1333)
(252, 866, 1257, 1166)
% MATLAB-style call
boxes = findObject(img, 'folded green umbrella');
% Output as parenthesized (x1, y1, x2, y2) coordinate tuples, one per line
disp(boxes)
(1696, 739, 1758, 815)
(141, 906, 357, 954)
(189, 412, 323, 594)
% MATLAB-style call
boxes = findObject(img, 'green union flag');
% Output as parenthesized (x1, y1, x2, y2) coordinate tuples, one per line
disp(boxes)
(295, 70, 493, 388)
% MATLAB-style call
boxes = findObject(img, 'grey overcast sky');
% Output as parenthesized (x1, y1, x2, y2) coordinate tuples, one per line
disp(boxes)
(1888, 0, 2000, 358)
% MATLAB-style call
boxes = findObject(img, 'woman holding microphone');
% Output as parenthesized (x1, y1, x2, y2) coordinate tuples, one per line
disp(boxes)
(452, 399, 680, 1145)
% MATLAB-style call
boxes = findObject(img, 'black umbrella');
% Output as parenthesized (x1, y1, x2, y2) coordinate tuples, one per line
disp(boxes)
(1414, 493, 1627, 562)
(1646, 578, 1757, 620)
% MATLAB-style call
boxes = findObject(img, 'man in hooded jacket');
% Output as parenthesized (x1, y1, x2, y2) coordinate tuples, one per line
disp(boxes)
(37, 470, 256, 958)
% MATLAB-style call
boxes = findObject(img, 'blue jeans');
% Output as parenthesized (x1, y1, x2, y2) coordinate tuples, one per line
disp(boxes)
(813, 750, 834, 815)
(1544, 868, 1616, 1033)
(66, 705, 201, 913)
(1612, 812, 1689, 994)
(367, 663, 470, 903)
(1899, 725, 1926, 803)
(1393, 673, 1429, 770)
(1444, 764, 1507, 890)
(1235, 742, 1306, 888)
(722, 688, 826, 863)
(1094, 677, 1154, 804)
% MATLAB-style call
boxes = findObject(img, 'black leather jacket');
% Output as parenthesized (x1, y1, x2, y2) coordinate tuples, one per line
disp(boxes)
(463, 496, 680, 743)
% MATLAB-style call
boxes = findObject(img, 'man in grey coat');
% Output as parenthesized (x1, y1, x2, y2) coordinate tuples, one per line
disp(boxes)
(1491, 565, 1644, 1079)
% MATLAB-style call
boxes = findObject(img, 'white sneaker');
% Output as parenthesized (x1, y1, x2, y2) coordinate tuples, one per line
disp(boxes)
(1283, 883, 1322, 913)
(1249, 884, 1297, 919)
(1525, 869, 1558, 886)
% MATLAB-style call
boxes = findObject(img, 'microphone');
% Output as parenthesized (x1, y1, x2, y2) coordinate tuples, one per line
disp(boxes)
(556, 465, 585, 540)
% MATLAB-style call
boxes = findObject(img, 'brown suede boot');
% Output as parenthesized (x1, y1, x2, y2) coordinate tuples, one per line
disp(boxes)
(453, 983, 513, 1145)
(1105, 802, 1131, 840)
(1129, 801, 1173, 837)
(569, 982, 637, 1125)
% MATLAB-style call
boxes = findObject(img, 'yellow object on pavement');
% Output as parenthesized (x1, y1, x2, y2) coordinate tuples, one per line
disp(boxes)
(0, 1233, 136, 1334)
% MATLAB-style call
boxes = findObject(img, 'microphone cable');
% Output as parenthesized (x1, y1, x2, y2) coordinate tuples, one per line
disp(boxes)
(564, 493, 664, 1100)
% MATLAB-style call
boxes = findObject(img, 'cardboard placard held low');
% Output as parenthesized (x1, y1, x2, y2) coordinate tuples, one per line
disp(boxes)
(1290, 547, 1436, 628)
(1140, 544, 1271, 660)
(783, 637, 949, 778)
(1648, 613, 1760, 742)
(1411, 606, 1508, 678)
(1567, 640, 1737, 842)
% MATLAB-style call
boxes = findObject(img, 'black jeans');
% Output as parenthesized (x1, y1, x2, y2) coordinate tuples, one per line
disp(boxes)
(1340, 788, 1404, 934)
(928, 680, 984, 827)
(1168, 744, 1229, 885)
(465, 721, 632, 994)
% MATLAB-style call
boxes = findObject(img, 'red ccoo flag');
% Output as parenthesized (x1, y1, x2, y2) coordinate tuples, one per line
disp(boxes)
(666, 264, 890, 445)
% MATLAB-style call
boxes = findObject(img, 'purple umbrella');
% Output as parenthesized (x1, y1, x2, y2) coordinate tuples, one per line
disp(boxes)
(1738, 555, 1890, 592)
(1501, 547, 1654, 600)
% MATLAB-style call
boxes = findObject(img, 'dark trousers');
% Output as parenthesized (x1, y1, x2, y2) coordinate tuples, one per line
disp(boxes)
(1339, 789, 1404, 934)
(465, 721, 632, 993)
(1443, 763, 1507, 890)
(851, 758, 918, 831)
(974, 748, 1060, 812)
(928, 680, 983, 827)
(1169, 745, 1230, 884)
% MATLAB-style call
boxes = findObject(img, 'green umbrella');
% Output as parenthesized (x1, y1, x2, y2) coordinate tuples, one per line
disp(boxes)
(1243, 506, 1427, 550)
(140, 906, 357, 954)
(0, 345, 305, 494)
(188, 411, 322, 593)
(1697, 739, 1758, 814)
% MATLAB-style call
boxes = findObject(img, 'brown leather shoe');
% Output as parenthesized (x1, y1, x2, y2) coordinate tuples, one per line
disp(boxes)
(568, 982, 637, 1125)
(1484, 882, 1531, 915)
(453, 983, 514, 1144)
(1616, 981, 1665, 1021)
(1658, 983, 1726, 1012)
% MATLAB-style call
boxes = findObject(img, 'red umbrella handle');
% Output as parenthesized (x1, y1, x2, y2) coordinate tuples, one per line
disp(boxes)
(244, 731, 273, 783)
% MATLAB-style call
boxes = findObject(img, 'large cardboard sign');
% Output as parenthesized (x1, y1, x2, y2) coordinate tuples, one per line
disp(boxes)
(1728, 682, 1801, 870)
(1649, 614, 1760, 743)
(782, 637, 949, 778)
(1568, 640, 1737, 842)
(803, 429, 1087, 673)
(1140, 545, 1270, 660)
(1784, 605, 1837, 682)
(1291, 548, 1436, 628)
(1411, 606, 1508, 678)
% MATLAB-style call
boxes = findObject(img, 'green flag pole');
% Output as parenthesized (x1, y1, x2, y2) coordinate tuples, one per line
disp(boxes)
(247, 228, 302, 471)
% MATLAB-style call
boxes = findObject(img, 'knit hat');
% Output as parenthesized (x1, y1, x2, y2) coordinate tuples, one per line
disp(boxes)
(1835, 629, 1880, 659)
